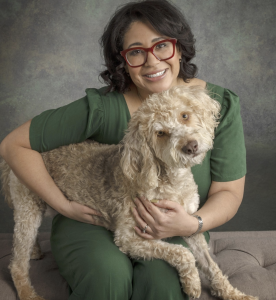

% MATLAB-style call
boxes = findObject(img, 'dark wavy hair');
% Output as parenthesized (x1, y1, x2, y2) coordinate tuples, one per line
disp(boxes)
(99, 0, 198, 93)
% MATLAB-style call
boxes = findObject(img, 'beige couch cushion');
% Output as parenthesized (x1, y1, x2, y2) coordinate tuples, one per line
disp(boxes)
(200, 231, 276, 299)
(0, 231, 275, 300)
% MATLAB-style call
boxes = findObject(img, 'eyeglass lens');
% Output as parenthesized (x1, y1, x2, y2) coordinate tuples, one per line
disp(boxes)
(126, 41, 174, 67)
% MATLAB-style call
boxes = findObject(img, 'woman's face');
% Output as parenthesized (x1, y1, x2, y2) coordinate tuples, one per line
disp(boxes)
(123, 21, 182, 97)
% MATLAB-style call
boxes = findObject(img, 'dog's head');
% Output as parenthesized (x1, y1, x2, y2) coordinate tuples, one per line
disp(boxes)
(120, 85, 220, 188)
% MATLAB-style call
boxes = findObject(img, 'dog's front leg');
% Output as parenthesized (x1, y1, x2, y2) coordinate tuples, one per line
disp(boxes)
(115, 231, 201, 298)
(183, 234, 258, 300)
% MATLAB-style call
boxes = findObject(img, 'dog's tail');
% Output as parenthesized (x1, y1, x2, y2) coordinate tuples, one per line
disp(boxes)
(0, 157, 14, 209)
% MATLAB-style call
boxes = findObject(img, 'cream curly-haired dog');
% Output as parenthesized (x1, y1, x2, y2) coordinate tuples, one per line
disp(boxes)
(1, 86, 257, 300)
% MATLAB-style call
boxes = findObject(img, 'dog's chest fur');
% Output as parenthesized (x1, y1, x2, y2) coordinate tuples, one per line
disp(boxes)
(137, 167, 200, 215)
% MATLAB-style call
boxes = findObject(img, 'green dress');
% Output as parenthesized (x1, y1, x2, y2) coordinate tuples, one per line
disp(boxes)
(30, 82, 246, 300)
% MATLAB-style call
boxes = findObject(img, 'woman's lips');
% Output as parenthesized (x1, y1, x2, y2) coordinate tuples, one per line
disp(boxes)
(143, 69, 167, 81)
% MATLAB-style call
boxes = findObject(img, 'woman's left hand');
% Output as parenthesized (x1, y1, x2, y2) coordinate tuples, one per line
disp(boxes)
(131, 196, 198, 240)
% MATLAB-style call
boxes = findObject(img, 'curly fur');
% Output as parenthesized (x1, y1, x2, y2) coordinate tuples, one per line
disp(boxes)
(0, 157, 13, 208)
(0, 86, 258, 300)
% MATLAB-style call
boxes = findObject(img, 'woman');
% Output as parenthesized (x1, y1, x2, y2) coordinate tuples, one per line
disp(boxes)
(0, 1, 246, 299)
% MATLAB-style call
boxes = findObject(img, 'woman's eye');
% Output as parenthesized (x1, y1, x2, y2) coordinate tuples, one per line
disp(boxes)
(129, 49, 142, 56)
(156, 42, 167, 49)
(182, 114, 189, 120)
(157, 131, 165, 137)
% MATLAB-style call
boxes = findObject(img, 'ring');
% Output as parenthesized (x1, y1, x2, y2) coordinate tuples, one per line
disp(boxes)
(142, 224, 149, 234)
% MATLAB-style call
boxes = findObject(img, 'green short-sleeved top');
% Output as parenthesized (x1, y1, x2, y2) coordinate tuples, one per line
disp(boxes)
(30, 82, 246, 205)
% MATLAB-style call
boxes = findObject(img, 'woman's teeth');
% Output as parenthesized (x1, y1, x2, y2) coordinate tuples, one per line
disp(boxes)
(145, 70, 166, 78)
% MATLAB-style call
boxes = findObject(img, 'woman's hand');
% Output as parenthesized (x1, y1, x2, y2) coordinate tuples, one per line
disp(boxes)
(131, 196, 198, 239)
(62, 201, 107, 227)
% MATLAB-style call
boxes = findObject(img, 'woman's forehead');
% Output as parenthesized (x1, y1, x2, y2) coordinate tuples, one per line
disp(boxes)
(123, 21, 166, 49)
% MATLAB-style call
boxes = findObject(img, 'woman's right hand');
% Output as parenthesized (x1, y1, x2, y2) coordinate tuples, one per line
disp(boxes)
(64, 201, 106, 226)
(0, 120, 107, 228)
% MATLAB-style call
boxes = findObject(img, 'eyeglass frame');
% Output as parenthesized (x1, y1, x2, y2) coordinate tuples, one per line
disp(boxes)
(120, 38, 178, 68)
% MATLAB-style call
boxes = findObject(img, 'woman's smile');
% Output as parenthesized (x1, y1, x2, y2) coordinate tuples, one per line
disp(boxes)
(143, 69, 167, 80)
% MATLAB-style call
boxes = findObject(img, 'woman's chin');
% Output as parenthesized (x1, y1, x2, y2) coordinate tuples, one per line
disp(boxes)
(144, 81, 173, 95)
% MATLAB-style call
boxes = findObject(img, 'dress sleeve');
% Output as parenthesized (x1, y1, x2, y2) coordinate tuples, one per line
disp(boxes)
(30, 89, 104, 153)
(210, 88, 246, 182)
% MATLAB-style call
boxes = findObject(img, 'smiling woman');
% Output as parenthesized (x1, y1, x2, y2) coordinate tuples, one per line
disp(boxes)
(100, 0, 199, 95)
(0, 0, 247, 300)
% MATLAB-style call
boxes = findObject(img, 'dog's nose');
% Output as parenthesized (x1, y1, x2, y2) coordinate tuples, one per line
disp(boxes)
(182, 140, 198, 155)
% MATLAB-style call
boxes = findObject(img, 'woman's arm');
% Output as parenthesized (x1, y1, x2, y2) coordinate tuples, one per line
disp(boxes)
(0, 120, 104, 225)
(195, 176, 245, 232)
(131, 177, 245, 239)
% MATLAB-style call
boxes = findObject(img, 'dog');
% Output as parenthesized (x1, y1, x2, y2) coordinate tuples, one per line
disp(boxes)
(0, 86, 258, 300)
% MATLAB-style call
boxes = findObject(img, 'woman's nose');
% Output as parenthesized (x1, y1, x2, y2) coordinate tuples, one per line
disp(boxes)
(144, 51, 160, 67)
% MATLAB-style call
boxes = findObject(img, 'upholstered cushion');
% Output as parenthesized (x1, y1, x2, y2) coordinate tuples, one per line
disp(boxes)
(200, 231, 276, 299)
(0, 231, 275, 300)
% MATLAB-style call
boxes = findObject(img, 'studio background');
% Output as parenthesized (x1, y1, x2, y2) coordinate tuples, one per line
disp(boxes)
(0, 0, 275, 233)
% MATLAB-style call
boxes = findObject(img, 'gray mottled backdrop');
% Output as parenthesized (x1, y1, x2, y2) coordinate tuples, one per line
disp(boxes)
(0, 0, 275, 233)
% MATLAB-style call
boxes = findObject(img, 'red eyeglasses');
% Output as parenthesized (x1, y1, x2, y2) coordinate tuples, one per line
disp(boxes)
(120, 38, 177, 68)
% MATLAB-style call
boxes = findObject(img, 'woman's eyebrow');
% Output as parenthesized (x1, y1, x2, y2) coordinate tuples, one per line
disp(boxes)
(127, 36, 167, 49)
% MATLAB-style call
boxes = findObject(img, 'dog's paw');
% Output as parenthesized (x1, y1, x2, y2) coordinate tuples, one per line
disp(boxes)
(181, 268, 201, 298)
(30, 245, 44, 260)
(30, 251, 44, 260)
(184, 283, 201, 299)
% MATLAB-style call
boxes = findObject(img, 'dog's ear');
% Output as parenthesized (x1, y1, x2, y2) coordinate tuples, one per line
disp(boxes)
(120, 117, 159, 190)
(198, 88, 221, 138)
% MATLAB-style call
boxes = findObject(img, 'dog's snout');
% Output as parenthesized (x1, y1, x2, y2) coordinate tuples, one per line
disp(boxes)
(182, 140, 198, 155)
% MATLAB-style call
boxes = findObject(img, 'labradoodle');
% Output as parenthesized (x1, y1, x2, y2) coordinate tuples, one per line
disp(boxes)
(0, 86, 258, 300)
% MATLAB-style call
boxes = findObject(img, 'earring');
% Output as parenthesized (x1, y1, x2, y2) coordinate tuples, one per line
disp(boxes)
(179, 58, 182, 63)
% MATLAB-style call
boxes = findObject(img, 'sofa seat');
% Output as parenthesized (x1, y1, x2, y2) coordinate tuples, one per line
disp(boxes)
(200, 231, 276, 299)
(0, 231, 275, 300)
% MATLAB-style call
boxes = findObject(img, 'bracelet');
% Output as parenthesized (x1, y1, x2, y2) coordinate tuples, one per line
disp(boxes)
(188, 215, 203, 238)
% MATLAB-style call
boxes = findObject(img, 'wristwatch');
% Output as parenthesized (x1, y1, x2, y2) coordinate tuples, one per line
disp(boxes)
(188, 215, 203, 238)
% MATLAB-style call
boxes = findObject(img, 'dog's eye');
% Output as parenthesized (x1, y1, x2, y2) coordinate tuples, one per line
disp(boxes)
(157, 131, 165, 137)
(182, 114, 189, 120)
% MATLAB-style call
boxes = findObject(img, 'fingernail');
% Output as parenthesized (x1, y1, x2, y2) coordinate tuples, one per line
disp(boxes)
(151, 199, 159, 203)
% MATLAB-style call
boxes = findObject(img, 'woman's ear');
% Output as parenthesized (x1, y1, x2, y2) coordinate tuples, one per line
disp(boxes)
(176, 44, 182, 61)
